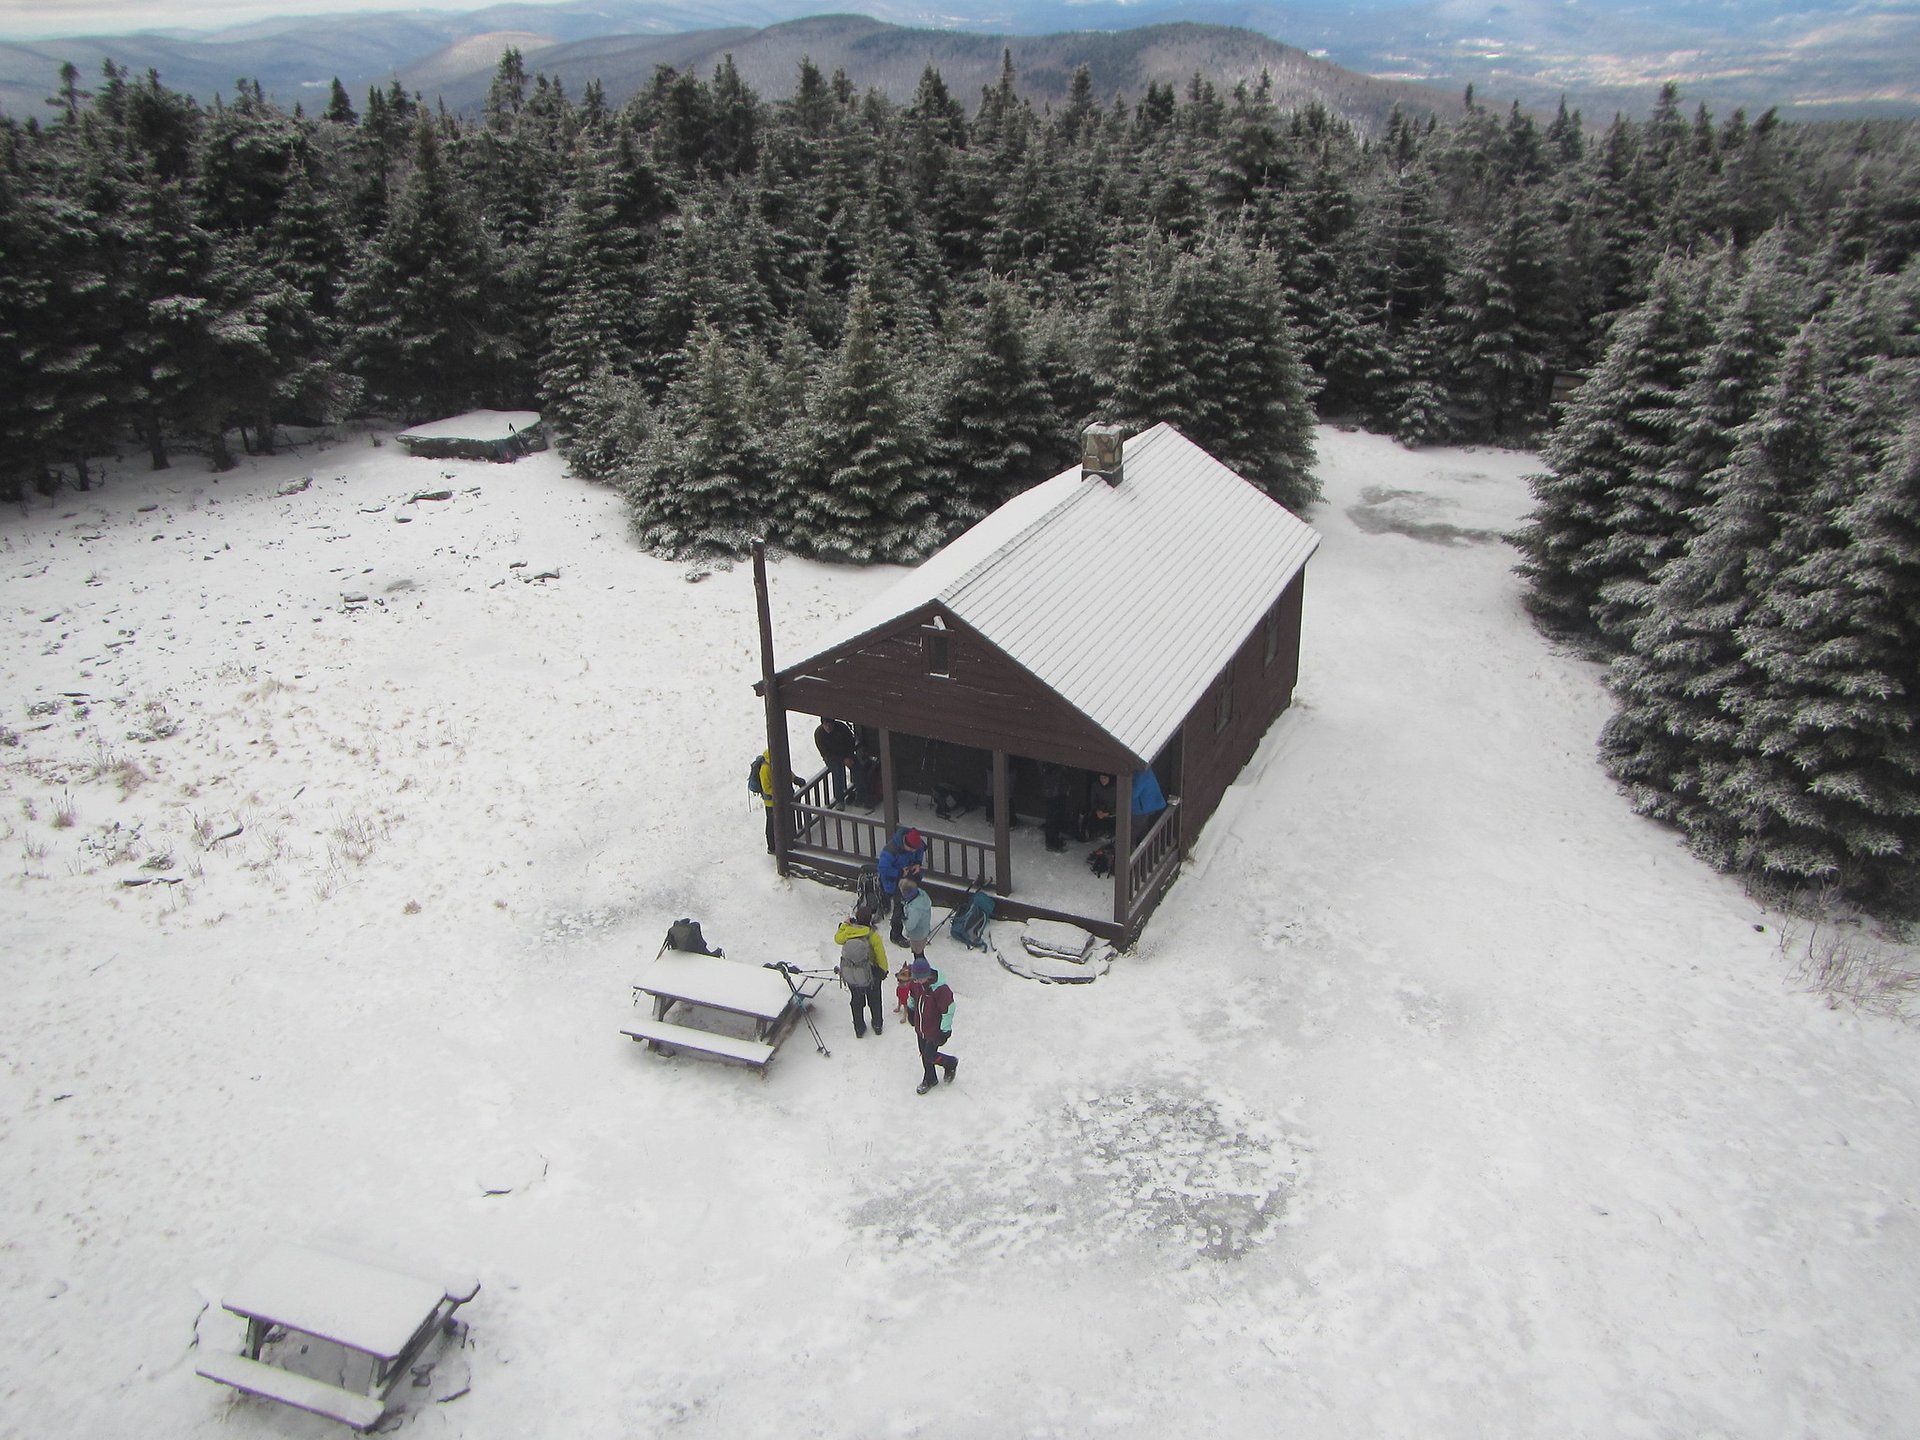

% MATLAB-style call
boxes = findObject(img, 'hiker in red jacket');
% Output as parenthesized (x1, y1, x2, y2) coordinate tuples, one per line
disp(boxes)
(905, 957, 958, 1095)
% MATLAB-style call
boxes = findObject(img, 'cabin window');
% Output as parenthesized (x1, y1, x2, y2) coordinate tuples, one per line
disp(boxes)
(1263, 602, 1281, 667)
(1213, 674, 1234, 734)
(924, 630, 950, 678)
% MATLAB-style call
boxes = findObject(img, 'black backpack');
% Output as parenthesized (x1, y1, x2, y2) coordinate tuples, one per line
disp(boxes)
(855, 863, 885, 917)
(746, 754, 762, 795)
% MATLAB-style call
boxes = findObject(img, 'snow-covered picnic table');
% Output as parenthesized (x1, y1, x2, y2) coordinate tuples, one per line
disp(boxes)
(394, 409, 545, 461)
(196, 1243, 478, 1430)
(625, 952, 821, 1070)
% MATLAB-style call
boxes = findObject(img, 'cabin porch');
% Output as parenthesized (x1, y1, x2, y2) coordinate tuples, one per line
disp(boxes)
(780, 753, 1184, 945)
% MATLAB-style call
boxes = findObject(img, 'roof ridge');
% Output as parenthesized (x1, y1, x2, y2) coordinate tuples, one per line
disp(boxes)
(938, 466, 1099, 600)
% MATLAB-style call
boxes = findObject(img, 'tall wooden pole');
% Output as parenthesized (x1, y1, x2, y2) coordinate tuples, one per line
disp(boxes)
(991, 748, 1010, 895)
(752, 540, 793, 876)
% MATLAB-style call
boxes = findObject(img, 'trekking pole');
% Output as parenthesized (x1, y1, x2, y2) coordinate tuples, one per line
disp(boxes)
(765, 962, 831, 1057)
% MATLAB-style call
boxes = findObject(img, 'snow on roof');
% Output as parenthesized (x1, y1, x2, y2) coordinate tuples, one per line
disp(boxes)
(396, 410, 542, 443)
(788, 423, 1322, 764)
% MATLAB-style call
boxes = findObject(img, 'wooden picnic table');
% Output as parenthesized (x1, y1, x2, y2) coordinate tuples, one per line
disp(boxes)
(197, 1243, 477, 1430)
(624, 951, 822, 1069)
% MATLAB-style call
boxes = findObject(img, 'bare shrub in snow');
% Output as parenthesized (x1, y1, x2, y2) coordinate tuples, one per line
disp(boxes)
(111, 758, 149, 796)
(1777, 890, 1920, 1022)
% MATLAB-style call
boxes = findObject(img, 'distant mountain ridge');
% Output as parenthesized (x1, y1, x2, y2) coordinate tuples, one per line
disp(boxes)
(403, 16, 1465, 131)
(0, 11, 1464, 133)
(1, 1, 1913, 122)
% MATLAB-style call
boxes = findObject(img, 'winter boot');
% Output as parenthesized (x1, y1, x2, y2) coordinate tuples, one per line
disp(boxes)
(943, 1057, 958, 1084)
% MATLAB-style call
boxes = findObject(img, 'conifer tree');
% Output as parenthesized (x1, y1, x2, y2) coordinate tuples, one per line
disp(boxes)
(1514, 255, 1716, 637)
(783, 283, 936, 561)
(1600, 328, 1841, 871)
(932, 281, 1061, 520)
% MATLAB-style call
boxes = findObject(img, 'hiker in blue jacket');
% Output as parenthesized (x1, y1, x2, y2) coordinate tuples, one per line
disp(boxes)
(877, 826, 926, 943)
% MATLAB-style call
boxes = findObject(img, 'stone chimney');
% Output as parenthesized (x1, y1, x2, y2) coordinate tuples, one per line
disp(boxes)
(1081, 422, 1126, 486)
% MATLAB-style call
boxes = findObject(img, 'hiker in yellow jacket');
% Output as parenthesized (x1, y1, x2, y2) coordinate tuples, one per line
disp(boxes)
(833, 905, 890, 1038)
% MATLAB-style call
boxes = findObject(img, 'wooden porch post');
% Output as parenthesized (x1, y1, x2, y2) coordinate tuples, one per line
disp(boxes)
(880, 727, 898, 838)
(991, 748, 1010, 894)
(1113, 770, 1134, 926)
(751, 540, 794, 877)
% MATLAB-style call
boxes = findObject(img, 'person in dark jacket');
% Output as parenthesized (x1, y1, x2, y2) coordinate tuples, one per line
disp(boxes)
(1041, 763, 1073, 852)
(814, 718, 858, 804)
(877, 827, 926, 943)
(833, 905, 889, 1038)
(905, 957, 957, 1094)
(1082, 772, 1116, 841)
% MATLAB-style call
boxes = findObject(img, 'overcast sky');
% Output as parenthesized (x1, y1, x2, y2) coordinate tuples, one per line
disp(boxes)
(0, 1, 473, 40)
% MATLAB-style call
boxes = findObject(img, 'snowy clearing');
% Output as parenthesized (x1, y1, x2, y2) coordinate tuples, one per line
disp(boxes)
(2, 426, 1916, 1439)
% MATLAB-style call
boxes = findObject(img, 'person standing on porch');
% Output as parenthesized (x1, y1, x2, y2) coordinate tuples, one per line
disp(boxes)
(905, 957, 958, 1094)
(1083, 772, 1117, 841)
(814, 717, 858, 805)
(833, 904, 889, 1038)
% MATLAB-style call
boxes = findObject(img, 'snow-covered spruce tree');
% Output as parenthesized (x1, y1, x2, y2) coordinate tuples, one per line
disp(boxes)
(128, 170, 274, 472)
(625, 324, 766, 557)
(342, 110, 510, 419)
(1388, 316, 1452, 446)
(931, 279, 1062, 523)
(1445, 183, 1562, 440)
(1817, 420, 1920, 901)
(1715, 279, 1920, 894)
(1164, 236, 1317, 509)
(1101, 235, 1185, 437)
(541, 127, 662, 439)
(259, 146, 360, 435)
(566, 369, 652, 484)
(1583, 254, 1723, 643)
(1511, 253, 1715, 639)
(1598, 238, 1808, 828)
(1602, 327, 1845, 874)
(781, 282, 937, 562)
(1653, 231, 1804, 530)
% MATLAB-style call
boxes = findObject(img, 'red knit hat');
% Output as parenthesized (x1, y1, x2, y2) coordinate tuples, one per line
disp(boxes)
(904, 828, 923, 849)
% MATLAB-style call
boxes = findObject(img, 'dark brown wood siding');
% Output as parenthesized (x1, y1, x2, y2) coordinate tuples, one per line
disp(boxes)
(1176, 570, 1307, 849)
(777, 605, 1132, 772)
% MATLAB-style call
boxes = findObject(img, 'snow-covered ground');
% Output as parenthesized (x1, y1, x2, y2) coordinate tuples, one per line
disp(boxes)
(3, 425, 1916, 1439)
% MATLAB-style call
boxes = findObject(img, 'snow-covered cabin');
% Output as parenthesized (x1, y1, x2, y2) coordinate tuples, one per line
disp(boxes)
(395, 410, 546, 462)
(757, 422, 1321, 944)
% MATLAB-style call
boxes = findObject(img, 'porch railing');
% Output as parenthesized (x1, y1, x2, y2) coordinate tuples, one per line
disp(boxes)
(1125, 798, 1182, 918)
(787, 767, 995, 889)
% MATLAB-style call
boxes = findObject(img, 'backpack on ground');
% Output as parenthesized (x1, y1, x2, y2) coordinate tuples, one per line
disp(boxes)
(950, 887, 995, 950)
(666, 917, 721, 956)
(1087, 844, 1115, 879)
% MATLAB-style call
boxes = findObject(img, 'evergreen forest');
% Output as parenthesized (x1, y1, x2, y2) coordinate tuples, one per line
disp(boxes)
(4, 49, 1920, 906)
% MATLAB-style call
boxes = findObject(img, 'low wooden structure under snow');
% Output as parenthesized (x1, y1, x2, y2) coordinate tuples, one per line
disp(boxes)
(395, 410, 546, 463)
(754, 422, 1322, 944)
(196, 1243, 478, 1430)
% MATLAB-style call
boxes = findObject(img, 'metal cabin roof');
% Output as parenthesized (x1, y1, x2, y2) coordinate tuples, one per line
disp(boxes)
(785, 423, 1322, 764)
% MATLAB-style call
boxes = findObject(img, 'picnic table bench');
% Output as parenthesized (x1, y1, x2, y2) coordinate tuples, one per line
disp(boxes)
(197, 1243, 478, 1431)
(624, 951, 821, 1071)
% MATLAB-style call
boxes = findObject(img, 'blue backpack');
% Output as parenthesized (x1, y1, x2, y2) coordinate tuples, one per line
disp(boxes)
(950, 888, 995, 950)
